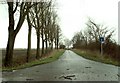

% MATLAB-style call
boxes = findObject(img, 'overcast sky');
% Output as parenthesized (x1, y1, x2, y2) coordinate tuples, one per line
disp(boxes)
(57, 0, 118, 39)
(0, 0, 119, 48)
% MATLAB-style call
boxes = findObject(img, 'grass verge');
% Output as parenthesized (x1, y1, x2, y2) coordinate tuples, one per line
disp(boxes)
(72, 49, 120, 66)
(2, 49, 65, 71)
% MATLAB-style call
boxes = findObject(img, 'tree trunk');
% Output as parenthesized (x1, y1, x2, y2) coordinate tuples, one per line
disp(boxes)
(4, 33, 15, 67)
(55, 38, 57, 49)
(56, 28, 59, 49)
(41, 33, 44, 55)
(51, 41, 53, 50)
(45, 34, 48, 53)
(4, 2, 15, 67)
(57, 37, 59, 49)
(45, 40, 48, 50)
(4, 2, 29, 67)
(26, 13, 32, 62)
(36, 33, 40, 59)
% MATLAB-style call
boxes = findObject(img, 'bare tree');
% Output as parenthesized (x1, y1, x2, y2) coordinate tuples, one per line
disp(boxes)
(4, 1, 32, 67)
(86, 18, 114, 43)
(29, 3, 41, 59)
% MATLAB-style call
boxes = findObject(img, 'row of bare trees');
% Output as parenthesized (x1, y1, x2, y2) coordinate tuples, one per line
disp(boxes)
(4, 0, 61, 67)
(71, 18, 119, 60)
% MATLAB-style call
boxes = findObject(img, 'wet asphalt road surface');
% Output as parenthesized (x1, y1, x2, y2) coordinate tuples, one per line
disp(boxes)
(2, 50, 120, 81)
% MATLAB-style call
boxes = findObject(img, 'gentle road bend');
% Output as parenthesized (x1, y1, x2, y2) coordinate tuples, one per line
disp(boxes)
(2, 50, 120, 81)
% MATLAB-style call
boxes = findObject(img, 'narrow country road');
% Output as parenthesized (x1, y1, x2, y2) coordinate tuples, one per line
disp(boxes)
(2, 50, 120, 81)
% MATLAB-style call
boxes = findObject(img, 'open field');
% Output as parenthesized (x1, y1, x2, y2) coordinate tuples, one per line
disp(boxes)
(2, 49, 65, 71)
(2, 49, 37, 67)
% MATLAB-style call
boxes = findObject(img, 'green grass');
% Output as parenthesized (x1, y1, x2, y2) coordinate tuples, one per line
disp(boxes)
(72, 49, 120, 66)
(2, 49, 65, 71)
